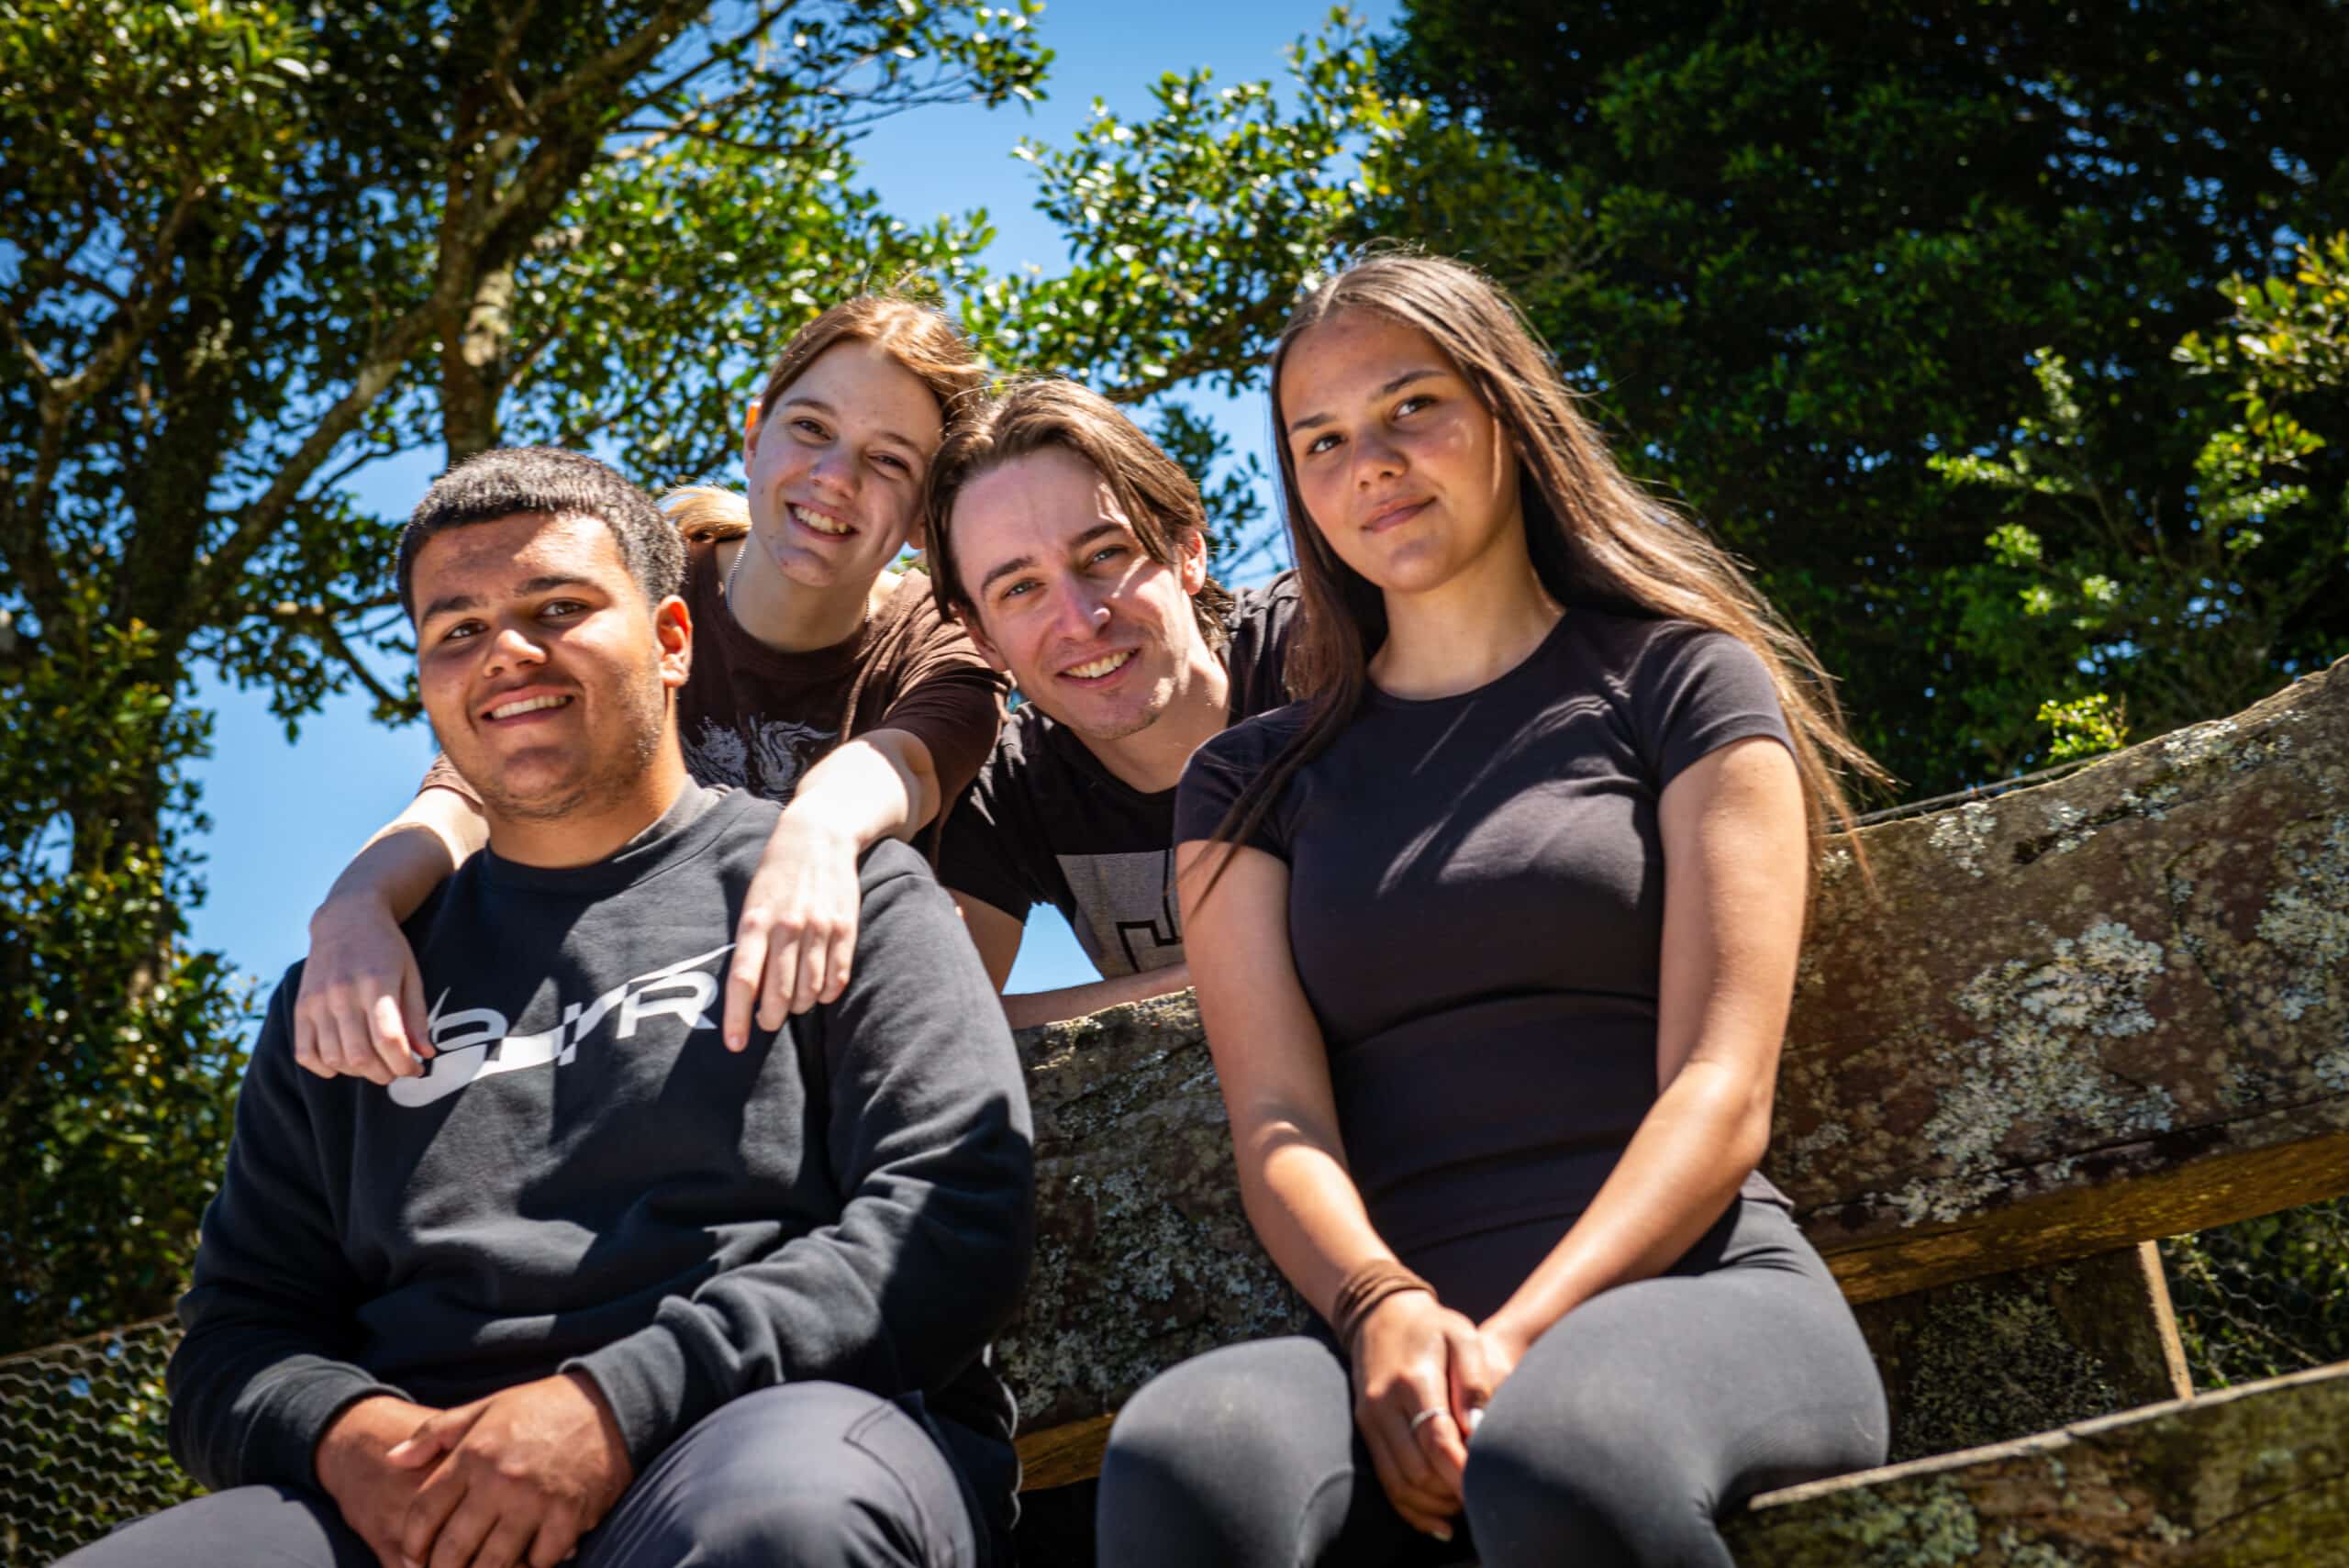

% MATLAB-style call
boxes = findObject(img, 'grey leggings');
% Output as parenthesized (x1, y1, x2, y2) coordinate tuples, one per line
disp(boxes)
(1096, 1199, 1887, 1568)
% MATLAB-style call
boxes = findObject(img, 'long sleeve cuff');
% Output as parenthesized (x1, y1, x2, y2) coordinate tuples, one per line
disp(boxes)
(239, 1362, 406, 1491)
(563, 1311, 716, 1473)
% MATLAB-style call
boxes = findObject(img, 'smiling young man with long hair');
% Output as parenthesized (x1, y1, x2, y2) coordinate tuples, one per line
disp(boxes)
(923, 379, 1300, 1028)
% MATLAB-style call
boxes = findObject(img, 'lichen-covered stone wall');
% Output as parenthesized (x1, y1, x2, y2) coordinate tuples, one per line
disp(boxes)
(998, 659, 2349, 1447)
(998, 995, 1308, 1435)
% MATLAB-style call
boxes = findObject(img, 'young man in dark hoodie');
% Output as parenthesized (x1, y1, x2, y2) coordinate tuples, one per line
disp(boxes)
(63, 449, 1034, 1568)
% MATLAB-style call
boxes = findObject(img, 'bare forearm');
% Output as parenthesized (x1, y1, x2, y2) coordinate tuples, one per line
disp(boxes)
(313, 788, 484, 925)
(1001, 962, 1193, 1029)
(1486, 1059, 1770, 1346)
(1239, 1126, 1407, 1322)
(785, 730, 938, 850)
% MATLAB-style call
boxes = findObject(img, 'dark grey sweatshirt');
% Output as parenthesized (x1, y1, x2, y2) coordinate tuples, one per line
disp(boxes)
(167, 783, 1035, 1498)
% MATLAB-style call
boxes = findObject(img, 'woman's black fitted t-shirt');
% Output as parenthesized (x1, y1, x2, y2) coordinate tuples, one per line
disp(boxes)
(1174, 610, 1793, 1296)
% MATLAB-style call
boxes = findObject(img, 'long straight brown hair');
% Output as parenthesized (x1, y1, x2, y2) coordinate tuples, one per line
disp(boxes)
(1209, 250, 1887, 888)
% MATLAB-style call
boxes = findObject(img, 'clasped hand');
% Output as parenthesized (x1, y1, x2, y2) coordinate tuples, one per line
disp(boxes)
(319, 1373, 631, 1568)
(1349, 1293, 1525, 1540)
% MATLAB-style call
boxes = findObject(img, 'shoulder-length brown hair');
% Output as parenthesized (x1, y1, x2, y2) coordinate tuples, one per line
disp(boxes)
(923, 377, 1234, 650)
(665, 292, 990, 543)
(1214, 250, 1887, 884)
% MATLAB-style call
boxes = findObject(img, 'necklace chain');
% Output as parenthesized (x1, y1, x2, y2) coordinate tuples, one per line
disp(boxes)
(724, 534, 750, 602)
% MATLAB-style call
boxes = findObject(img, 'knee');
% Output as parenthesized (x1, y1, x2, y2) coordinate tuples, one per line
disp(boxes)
(701, 1482, 903, 1568)
(653, 1385, 962, 1568)
(1100, 1354, 1283, 1505)
(1097, 1351, 1318, 1564)
(1462, 1392, 1704, 1568)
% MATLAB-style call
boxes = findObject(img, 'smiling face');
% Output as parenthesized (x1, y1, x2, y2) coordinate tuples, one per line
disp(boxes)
(950, 445, 1212, 744)
(1278, 308, 1527, 599)
(412, 511, 691, 825)
(740, 337, 946, 591)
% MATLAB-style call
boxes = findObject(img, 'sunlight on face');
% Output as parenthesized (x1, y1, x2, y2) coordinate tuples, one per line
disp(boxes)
(741, 338, 946, 591)
(1279, 309, 1524, 599)
(951, 445, 1210, 743)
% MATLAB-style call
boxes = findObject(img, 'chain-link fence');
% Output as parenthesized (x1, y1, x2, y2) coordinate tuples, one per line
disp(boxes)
(1, 1204, 2343, 1563)
(0, 1318, 195, 1566)
(2162, 1197, 2349, 1389)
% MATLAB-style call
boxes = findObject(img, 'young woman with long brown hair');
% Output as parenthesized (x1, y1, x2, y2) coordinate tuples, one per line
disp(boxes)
(295, 295, 1005, 1079)
(1095, 252, 1890, 1567)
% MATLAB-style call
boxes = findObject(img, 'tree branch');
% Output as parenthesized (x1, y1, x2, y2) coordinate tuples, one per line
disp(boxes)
(315, 613, 412, 715)
(0, 303, 58, 384)
(609, 120, 828, 160)
(622, 0, 800, 116)
(260, 598, 414, 714)
(503, 326, 566, 395)
(50, 178, 210, 410)
(528, 0, 707, 123)
(189, 303, 441, 610)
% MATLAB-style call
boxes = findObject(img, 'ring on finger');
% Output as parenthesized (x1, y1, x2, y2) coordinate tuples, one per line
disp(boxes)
(1408, 1407, 1447, 1434)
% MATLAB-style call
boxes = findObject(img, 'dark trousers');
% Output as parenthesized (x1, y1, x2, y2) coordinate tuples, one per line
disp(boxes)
(1096, 1199, 1889, 1568)
(60, 1382, 1000, 1568)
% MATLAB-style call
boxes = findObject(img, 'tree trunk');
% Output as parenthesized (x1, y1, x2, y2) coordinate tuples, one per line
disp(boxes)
(441, 262, 515, 461)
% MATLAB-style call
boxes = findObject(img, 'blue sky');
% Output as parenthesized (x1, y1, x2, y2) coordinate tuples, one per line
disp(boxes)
(184, 0, 1398, 1002)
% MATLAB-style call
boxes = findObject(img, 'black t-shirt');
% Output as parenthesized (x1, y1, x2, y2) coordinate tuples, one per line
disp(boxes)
(939, 573, 1301, 978)
(1174, 610, 1791, 1315)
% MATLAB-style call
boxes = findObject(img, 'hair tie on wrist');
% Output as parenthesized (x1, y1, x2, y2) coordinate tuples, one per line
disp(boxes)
(1330, 1259, 1434, 1352)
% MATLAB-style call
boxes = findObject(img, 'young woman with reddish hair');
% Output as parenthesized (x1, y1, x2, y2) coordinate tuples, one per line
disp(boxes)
(296, 295, 1003, 1078)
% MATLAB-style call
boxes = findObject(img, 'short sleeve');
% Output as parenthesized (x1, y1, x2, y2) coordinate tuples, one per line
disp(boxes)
(418, 751, 482, 807)
(864, 581, 1007, 808)
(1632, 627, 1795, 793)
(1221, 571, 1303, 721)
(1174, 710, 1299, 861)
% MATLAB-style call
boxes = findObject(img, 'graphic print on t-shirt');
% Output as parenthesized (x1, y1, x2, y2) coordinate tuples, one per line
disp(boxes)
(388, 942, 733, 1108)
(683, 715, 837, 806)
(1055, 850, 1184, 977)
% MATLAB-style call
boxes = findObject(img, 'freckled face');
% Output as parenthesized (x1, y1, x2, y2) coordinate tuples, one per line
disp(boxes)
(1279, 310, 1525, 597)
(411, 512, 689, 821)
(950, 446, 1210, 744)
(740, 339, 946, 591)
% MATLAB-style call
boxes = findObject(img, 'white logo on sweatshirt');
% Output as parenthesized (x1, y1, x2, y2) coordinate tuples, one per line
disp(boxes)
(386, 942, 735, 1108)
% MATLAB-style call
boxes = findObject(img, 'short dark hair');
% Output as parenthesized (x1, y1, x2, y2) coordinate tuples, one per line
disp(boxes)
(397, 447, 685, 619)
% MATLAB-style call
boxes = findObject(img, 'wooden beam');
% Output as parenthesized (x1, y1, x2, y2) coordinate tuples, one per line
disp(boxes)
(1724, 1358, 2349, 1565)
(1018, 1414, 1115, 1493)
(1818, 1124, 2349, 1304)
(1776, 655, 2349, 1289)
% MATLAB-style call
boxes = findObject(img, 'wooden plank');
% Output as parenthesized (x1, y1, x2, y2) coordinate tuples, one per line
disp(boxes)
(1017, 1413, 1114, 1494)
(1724, 1358, 2349, 1565)
(1820, 1124, 2349, 1303)
(2091, 1242, 2195, 1407)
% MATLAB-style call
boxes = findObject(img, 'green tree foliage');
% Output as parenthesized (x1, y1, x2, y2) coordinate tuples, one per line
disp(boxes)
(1932, 239, 2349, 761)
(1381, 0, 2349, 790)
(0, 603, 245, 1354)
(0, 1, 1409, 1351)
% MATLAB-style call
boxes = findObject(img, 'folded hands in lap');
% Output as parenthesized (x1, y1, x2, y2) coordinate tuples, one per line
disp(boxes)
(318, 1373, 632, 1568)
(1349, 1292, 1525, 1541)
